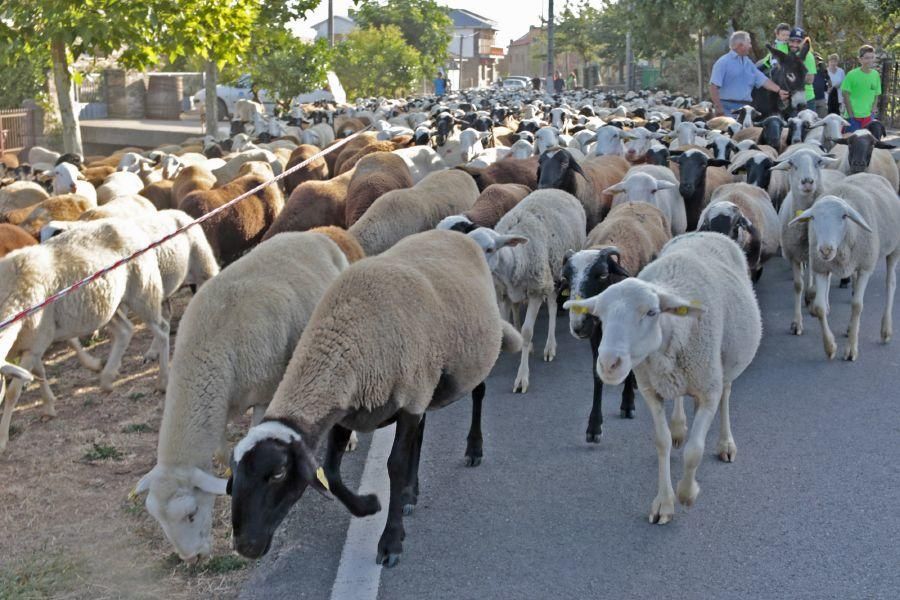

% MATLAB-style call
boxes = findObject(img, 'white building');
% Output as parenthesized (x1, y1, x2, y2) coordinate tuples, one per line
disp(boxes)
(309, 15, 356, 43)
(445, 9, 504, 90)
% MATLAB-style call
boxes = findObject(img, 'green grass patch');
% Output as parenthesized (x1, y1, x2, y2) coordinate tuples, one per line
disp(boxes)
(8, 423, 22, 440)
(162, 553, 248, 577)
(83, 443, 123, 462)
(122, 423, 153, 434)
(0, 550, 82, 599)
(128, 392, 146, 402)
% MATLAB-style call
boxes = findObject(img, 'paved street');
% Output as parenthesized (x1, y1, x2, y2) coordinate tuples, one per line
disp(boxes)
(241, 255, 900, 600)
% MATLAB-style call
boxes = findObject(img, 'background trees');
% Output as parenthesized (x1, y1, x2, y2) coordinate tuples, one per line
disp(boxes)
(333, 25, 424, 98)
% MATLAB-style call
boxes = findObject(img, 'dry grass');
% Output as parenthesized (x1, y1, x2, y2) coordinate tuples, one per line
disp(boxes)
(0, 290, 254, 599)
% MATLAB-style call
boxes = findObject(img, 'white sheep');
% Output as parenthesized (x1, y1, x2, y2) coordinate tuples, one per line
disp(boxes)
(468, 189, 587, 393)
(534, 126, 561, 155)
(300, 123, 336, 149)
(211, 150, 282, 186)
(226, 230, 522, 565)
(564, 232, 761, 525)
(0, 181, 50, 214)
(390, 146, 449, 184)
(96, 171, 145, 204)
(135, 231, 349, 561)
(789, 173, 900, 361)
(53, 163, 98, 205)
(458, 128, 491, 164)
(603, 166, 686, 235)
(509, 139, 534, 160)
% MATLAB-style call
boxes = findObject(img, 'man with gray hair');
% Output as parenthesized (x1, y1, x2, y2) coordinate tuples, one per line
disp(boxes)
(709, 31, 789, 116)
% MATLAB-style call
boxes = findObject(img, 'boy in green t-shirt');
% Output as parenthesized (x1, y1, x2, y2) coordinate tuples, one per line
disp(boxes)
(761, 23, 790, 69)
(842, 44, 882, 131)
(787, 27, 817, 109)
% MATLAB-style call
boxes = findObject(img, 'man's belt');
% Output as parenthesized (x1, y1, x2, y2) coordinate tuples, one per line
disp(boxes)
(720, 99, 752, 104)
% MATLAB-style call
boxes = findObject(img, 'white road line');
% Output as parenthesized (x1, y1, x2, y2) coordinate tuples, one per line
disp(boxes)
(329, 424, 395, 600)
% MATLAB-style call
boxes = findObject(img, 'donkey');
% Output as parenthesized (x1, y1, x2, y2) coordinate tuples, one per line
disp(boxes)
(752, 40, 811, 118)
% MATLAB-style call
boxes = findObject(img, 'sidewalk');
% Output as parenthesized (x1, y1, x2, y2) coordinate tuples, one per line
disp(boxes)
(80, 117, 230, 153)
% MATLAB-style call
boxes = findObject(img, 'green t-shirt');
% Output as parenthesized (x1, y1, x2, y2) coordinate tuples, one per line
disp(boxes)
(841, 67, 881, 118)
(802, 50, 816, 101)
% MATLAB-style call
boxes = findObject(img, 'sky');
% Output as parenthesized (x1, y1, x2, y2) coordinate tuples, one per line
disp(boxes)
(292, 0, 549, 48)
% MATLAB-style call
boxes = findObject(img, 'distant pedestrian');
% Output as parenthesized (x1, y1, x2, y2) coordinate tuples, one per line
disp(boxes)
(553, 71, 564, 94)
(531, 76, 541, 91)
(842, 44, 882, 132)
(433, 71, 446, 97)
(813, 60, 829, 117)
(709, 31, 788, 116)
(826, 53, 845, 114)
(566, 71, 577, 90)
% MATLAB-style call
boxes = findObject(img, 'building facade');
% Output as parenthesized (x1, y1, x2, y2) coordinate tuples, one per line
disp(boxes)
(445, 9, 505, 89)
(310, 15, 356, 43)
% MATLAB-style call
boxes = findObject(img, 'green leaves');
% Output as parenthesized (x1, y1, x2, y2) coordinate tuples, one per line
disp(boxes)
(333, 25, 423, 99)
(245, 30, 332, 110)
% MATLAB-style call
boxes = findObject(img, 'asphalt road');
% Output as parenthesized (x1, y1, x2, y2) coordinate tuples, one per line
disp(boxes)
(240, 255, 900, 600)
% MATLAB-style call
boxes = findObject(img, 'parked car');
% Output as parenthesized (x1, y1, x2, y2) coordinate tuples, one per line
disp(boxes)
(193, 72, 344, 120)
(502, 78, 529, 90)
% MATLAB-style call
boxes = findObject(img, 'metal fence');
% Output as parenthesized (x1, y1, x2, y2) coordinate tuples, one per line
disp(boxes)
(0, 108, 27, 154)
(880, 59, 898, 128)
(74, 75, 104, 104)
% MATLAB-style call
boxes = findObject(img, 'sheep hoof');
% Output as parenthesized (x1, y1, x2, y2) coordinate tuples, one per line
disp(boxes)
(464, 454, 482, 467)
(99, 373, 116, 392)
(620, 408, 635, 419)
(402, 504, 415, 516)
(670, 424, 687, 449)
(676, 478, 700, 507)
(843, 347, 858, 362)
(649, 494, 675, 525)
(82, 357, 103, 373)
(585, 432, 602, 444)
(790, 321, 803, 336)
(39, 411, 56, 422)
(717, 440, 737, 463)
(513, 376, 529, 394)
(838, 277, 850, 288)
(543, 345, 556, 362)
(377, 552, 401, 569)
(825, 341, 837, 360)
(352, 494, 382, 517)
(345, 431, 359, 452)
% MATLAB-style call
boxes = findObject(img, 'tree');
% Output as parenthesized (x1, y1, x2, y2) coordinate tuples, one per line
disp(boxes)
(555, 0, 603, 69)
(350, 0, 451, 75)
(0, 43, 48, 109)
(244, 31, 332, 112)
(333, 25, 423, 99)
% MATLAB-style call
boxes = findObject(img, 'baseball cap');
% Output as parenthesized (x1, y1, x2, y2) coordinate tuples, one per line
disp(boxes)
(789, 27, 805, 40)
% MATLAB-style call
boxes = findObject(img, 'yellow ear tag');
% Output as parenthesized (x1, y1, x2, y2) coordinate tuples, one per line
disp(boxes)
(128, 489, 139, 501)
(570, 295, 589, 315)
(561, 289, 570, 297)
(315, 467, 330, 491)
(675, 306, 689, 316)
(224, 467, 232, 478)
(795, 210, 804, 217)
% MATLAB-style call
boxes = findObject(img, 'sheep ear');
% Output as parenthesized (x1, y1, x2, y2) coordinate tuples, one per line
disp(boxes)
(708, 158, 730, 167)
(844, 206, 873, 232)
(190, 467, 228, 496)
(817, 156, 841, 167)
(657, 290, 704, 317)
(562, 294, 600, 316)
(134, 465, 161, 496)
(769, 161, 792, 171)
(498, 234, 528, 248)
(789, 208, 814, 226)
(603, 182, 625, 195)
(291, 439, 332, 499)
(655, 180, 678, 191)
(875, 141, 895, 150)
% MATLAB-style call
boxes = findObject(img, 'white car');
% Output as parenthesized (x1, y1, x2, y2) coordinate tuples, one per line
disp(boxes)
(193, 75, 274, 121)
(502, 78, 529, 90)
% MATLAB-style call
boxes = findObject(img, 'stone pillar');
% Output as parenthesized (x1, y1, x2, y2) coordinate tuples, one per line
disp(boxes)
(105, 69, 146, 119)
(21, 99, 45, 152)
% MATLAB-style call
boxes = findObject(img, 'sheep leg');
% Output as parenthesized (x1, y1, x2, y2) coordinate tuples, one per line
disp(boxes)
(144, 318, 170, 392)
(670, 396, 688, 449)
(513, 297, 542, 394)
(100, 313, 134, 392)
(881, 252, 898, 343)
(401, 414, 426, 514)
(377, 411, 422, 568)
(67, 338, 103, 372)
(716, 382, 737, 462)
(323, 425, 381, 518)
(805, 247, 817, 307)
(31, 358, 56, 418)
(0, 351, 38, 452)
(585, 325, 604, 443)
(676, 386, 722, 508)
(845, 269, 872, 362)
(543, 293, 557, 362)
(465, 383, 485, 466)
(811, 272, 837, 359)
(790, 260, 805, 335)
(620, 371, 636, 419)
(251, 405, 266, 426)
(641, 386, 675, 525)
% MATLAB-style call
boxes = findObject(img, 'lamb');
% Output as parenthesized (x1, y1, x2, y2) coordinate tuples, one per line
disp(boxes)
(789, 174, 900, 361)
(180, 162, 285, 264)
(829, 129, 899, 191)
(668, 149, 732, 230)
(562, 202, 671, 442)
(0, 223, 37, 257)
(436, 183, 530, 233)
(0, 218, 170, 452)
(349, 169, 479, 255)
(226, 230, 521, 566)
(467, 189, 587, 393)
(134, 231, 349, 561)
(564, 232, 761, 525)
(96, 171, 145, 204)
(455, 156, 539, 192)
(698, 183, 780, 282)
(603, 165, 686, 235)
(536, 149, 629, 230)
(391, 146, 449, 184)
(263, 169, 355, 239)
(344, 152, 413, 226)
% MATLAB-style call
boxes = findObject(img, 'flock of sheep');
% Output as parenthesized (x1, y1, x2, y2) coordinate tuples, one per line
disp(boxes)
(0, 84, 898, 570)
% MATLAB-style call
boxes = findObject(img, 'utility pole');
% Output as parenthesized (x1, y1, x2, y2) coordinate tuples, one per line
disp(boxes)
(794, 0, 803, 29)
(327, 0, 334, 48)
(546, 0, 555, 93)
(625, 30, 633, 91)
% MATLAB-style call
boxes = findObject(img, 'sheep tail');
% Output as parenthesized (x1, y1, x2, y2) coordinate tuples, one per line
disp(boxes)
(500, 321, 523, 353)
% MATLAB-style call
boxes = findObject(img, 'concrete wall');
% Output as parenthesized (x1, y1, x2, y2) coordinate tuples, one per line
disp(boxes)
(105, 69, 146, 119)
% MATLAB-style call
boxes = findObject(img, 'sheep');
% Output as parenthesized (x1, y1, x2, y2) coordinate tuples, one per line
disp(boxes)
(727, 149, 790, 210)
(829, 129, 899, 192)
(345, 152, 413, 226)
(0, 182, 50, 216)
(282, 144, 329, 195)
(534, 126, 562, 155)
(308, 226, 366, 263)
(391, 146, 449, 184)
(350, 169, 479, 255)
(52, 163, 98, 205)
(436, 183, 530, 233)
(668, 149, 732, 230)
(263, 169, 355, 239)
(592, 125, 627, 157)
(789, 174, 900, 361)
(622, 127, 667, 163)
(536, 149, 628, 231)
(300, 123, 336, 149)
(468, 189, 587, 393)
(698, 183, 780, 282)
(180, 162, 285, 264)
(467, 147, 513, 168)
(211, 150, 282, 186)
(78, 194, 157, 221)
(0, 223, 36, 257)
(0, 218, 170, 452)
(81, 165, 116, 187)
(561, 202, 671, 442)
(134, 231, 348, 561)
(336, 140, 403, 175)
(455, 156, 539, 192)
(457, 128, 492, 164)
(331, 132, 380, 174)
(334, 116, 366, 138)
(27, 146, 60, 170)
(509, 139, 534, 159)
(227, 229, 522, 565)
(805, 114, 849, 150)
(172, 165, 216, 207)
(6, 194, 94, 237)
(564, 232, 761, 525)
(234, 98, 264, 123)
(96, 171, 145, 204)
(603, 165, 686, 235)
(140, 179, 178, 210)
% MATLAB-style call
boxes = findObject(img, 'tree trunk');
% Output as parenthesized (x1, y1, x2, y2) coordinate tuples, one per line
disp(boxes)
(697, 30, 705, 100)
(50, 36, 82, 155)
(204, 60, 218, 138)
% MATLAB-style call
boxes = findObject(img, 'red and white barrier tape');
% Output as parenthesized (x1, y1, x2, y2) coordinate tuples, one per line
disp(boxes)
(0, 125, 374, 334)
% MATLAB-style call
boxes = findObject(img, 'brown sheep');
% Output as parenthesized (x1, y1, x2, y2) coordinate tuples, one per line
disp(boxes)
(262, 169, 355, 240)
(337, 141, 402, 175)
(1, 153, 18, 170)
(455, 156, 539, 192)
(284, 144, 329, 196)
(179, 162, 285, 265)
(0, 223, 37, 257)
(330, 132, 379, 174)
(172, 165, 216, 207)
(14, 194, 95, 237)
(345, 153, 413, 226)
(333, 117, 366, 138)
(308, 226, 366, 263)
(141, 179, 177, 210)
(465, 183, 531, 228)
(83, 165, 116, 187)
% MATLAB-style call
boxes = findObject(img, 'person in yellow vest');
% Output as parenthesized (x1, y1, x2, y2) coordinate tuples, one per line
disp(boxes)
(761, 23, 791, 70)
(787, 27, 817, 110)
(842, 44, 882, 132)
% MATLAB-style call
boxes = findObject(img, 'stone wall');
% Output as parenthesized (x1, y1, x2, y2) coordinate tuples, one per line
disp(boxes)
(105, 69, 146, 119)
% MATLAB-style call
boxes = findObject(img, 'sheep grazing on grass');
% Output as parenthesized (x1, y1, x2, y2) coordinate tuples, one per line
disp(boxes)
(468, 189, 586, 393)
(263, 169, 355, 239)
(562, 202, 671, 442)
(227, 230, 521, 566)
(135, 231, 349, 561)
(789, 174, 900, 361)
(345, 152, 414, 226)
(565, 232, 761, 525)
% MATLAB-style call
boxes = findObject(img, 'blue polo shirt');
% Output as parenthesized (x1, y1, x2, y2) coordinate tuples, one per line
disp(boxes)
(709, 50, 769, 109)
